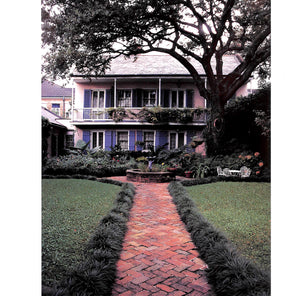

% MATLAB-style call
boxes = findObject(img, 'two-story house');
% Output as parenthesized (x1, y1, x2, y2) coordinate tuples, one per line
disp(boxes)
(71, 54, 248, 155)
(42, 80, 73, 119)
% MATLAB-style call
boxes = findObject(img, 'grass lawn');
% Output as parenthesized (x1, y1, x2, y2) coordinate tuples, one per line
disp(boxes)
(42, 179, 121, 286)
(186, 182, 270, 271)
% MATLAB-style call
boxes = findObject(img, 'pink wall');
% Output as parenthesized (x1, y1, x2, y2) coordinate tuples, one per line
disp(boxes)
(74, 80, 206, 108)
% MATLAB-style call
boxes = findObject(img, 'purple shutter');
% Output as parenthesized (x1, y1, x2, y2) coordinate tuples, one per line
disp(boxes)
(105, 131, 112, 151)
(155, 131, 168, 149)
(187, 130, 196, 151)
(82, 130, 90, 145)
(186, 89, 194, 108)
(136, 131, 143, 151)
(83, 89, 91, 119)
(161, 89, 170, 107)
(129, 131, 135, 151)
(106, 89, 113, 107)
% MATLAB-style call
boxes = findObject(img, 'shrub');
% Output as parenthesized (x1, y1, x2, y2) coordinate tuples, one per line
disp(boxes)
(47, 182, 135, 296)
(168, 182, 270, 296)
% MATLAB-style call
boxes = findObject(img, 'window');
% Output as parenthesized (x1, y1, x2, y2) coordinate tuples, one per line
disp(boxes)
(65, 135, 74, 148)
(169, 132, 185, 149)
(143, 90, 156, 107)
(170, 90, 185, 108)
(117, 90, 132, 107)
(92, 131, 104, 149)
(144, 132, 155, 150)
(91, 90, 105, 119)
(52, 103, 60, 115)
(117, 131, 128, 150)
(92, 90, 105, 108)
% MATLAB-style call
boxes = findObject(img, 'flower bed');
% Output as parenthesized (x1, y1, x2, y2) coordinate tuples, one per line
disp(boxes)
(126, 169, 175, 183)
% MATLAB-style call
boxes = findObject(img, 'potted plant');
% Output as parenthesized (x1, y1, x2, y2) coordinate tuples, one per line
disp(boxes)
(184, 170, 193, 178)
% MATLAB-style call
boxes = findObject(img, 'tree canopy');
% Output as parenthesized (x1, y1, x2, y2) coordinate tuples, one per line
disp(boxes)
(42, 0, 270, 145)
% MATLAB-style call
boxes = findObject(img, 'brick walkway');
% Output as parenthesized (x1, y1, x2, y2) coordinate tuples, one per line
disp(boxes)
(108, 177, 215, 295)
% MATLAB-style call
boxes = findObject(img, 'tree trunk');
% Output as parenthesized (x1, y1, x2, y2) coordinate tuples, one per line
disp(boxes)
(204, 93, 226, 156)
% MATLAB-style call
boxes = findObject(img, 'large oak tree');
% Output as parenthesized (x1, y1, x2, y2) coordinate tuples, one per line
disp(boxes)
(42, 0, 270, 148)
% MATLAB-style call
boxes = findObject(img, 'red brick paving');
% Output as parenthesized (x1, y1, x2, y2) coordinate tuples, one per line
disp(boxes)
(107, 176, 215, 295)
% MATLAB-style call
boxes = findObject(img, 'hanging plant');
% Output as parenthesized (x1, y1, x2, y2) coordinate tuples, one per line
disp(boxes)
(107, 107, 127, 122)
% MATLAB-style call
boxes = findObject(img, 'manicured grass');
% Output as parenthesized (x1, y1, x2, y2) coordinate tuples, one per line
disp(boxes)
(186, 182, 270, 271)
(42, 179, 121, 286)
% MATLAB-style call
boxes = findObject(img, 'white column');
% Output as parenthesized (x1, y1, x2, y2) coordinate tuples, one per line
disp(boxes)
(158, 78, 161, 106)
(114, 78, 117, 107)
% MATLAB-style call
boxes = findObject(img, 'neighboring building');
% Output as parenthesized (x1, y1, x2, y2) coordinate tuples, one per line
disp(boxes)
(42, 107, 74, 157)
(42, 80, 73, 118)
(71, 54, 249, 156)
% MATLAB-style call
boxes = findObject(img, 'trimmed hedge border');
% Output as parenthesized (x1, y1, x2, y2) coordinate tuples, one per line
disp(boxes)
(168, 181, 270, 296)
(180, 175, 270, 187)
(42, 176, 134, 296)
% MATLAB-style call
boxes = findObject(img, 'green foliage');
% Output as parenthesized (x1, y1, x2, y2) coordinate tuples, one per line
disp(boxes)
(42, 154, 131, 177)
(187, 182, 271, 271)
(42, 179, 121, 286)
(107, 107, 127, 122)
(42, 116, 51, 162)
(168, 181, 270, 295)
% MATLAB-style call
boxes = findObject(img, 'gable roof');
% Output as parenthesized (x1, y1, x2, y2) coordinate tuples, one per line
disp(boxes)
(42, 80, 72, 97)
(41, 107, 66, 129)
(72, 53, 241, 77)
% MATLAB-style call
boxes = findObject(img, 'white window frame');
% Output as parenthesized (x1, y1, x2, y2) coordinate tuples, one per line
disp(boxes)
(117, 131, 129, 150)
(91, 89, 106, 119)
(91, 89, 105, 108)
(169, 89, 186, 108)
(90, 130, 105, 149)
(51, 103, 60, 115)
(169, 131, 186, 150)
(117, 89, 132, 108)
(143, 131, 155, 150)
(142, 89, 157, 107)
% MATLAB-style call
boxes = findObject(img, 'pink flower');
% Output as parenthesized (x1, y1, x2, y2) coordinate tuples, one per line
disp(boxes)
(256, 171, 261, 175)
(258, 162, 264, 167)
(246, 155, 252, 160)
(254, 152, 260, 157)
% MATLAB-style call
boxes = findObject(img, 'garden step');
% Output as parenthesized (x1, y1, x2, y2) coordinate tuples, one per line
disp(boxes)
(109, 177, 214, 295)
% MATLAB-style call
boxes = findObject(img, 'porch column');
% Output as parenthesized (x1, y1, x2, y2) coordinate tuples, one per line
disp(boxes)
(114, 78, 117, 107)
(158, 78, 161, 106)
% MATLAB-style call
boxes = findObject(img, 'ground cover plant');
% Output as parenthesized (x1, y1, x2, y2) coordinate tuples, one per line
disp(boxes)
(168, 181, 270, 296)
(42, 179, 121, 287)
(187, 182, 271, 271)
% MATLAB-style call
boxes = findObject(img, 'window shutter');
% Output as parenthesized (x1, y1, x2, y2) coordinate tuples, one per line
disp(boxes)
(112, 131, 116, 147)
(106, 89, 114, 107)
(132, 89, 142, 107)
(161, 89, 170, 107)
(82, 130, 90, 145)
(129, 131, 135, 151)
(186, 89, 194, 108)
(136, 131, 143, 151)
(155, 131, 168, 149)
(187, 130, 196, 151)
(84, 90, 91, 107)
(105, 131, 112, 151)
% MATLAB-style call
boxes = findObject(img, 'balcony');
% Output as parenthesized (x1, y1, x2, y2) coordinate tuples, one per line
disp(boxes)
(72, 107, 207, 125)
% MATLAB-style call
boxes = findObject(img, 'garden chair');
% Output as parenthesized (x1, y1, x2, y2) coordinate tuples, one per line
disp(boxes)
(217, 166, 225, 176)
(223, 168, 231, 177)
(240, 166, 251, 178)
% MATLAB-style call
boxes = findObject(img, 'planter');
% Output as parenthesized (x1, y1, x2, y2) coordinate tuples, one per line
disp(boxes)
(184, 171, 193, 178)
(126, 169, 176, 183)
(167, 167, 177, 175)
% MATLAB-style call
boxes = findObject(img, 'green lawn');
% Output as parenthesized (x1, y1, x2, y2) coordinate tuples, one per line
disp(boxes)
(186, 182, 270, 271)
(42, 179, 121, 286)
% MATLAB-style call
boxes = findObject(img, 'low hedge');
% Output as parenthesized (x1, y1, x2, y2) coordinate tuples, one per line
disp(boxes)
(42, 180, 135, 296)
(168, 181, 270, 296)
(180, 175, 270, 187)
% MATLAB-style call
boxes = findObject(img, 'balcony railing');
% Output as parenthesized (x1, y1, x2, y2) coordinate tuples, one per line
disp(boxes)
(73, 107, 207, 123)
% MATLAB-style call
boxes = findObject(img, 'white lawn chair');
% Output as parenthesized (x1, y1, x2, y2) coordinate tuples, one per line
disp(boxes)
(240, 166, 251, 178)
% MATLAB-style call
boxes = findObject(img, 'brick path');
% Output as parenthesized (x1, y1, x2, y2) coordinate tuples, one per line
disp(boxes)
(108, 177, 215, 295)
